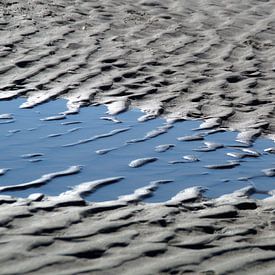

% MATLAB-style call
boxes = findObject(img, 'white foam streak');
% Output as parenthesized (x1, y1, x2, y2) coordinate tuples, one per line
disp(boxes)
(64, 177, 124, 197)
(118, 180, 173, 202)
(63, 128, 130, 147)
(128, 157, 158, 168)
(167, 187, 207, 203)
(0, 166, 81, 192)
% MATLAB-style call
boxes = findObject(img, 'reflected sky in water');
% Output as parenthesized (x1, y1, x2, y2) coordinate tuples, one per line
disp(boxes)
(0, 98, 274, 202)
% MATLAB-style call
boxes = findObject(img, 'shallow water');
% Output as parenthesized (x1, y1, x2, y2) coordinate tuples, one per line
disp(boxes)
(0, 98, 274, 202)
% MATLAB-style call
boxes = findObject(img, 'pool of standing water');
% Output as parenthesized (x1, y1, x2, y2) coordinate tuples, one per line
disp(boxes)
(0, 98, 274, 202)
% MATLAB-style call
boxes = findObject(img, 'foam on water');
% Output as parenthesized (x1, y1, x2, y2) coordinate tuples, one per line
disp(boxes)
(0, 98, 274, 203)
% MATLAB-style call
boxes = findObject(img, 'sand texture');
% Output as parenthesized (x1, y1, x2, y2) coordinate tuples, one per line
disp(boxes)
(1, 197, 275, 275)
(0, 0, 274, 137)
(0, 0, 275, 274)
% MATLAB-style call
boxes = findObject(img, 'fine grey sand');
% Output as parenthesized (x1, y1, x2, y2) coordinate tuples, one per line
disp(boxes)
(1, 195, 275, 275)
(1, 0, 275, 139)
(0, 0, 275, 274)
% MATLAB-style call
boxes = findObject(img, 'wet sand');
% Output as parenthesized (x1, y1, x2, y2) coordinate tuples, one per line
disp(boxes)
(0, 0, 275, 274)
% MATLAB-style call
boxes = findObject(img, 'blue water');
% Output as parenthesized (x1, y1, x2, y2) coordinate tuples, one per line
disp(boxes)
(0, 98, 274, 202)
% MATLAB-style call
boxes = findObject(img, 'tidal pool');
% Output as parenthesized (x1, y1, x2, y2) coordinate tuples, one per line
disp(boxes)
(0, 98, 274, 202)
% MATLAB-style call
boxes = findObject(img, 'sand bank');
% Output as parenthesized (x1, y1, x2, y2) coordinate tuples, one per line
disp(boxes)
(0, 0, 274, 137)
(1, 193, 275, 274)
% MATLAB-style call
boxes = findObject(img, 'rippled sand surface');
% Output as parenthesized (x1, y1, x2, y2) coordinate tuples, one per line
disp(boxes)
(1, 0, 275, 274)
(0, 0, 275, 137)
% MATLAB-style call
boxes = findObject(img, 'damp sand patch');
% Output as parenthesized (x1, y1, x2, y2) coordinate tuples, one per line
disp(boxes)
(0, 98, 274, 203)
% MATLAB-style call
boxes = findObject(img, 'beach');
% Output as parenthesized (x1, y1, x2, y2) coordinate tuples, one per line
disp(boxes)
(0, 0, 275, 274)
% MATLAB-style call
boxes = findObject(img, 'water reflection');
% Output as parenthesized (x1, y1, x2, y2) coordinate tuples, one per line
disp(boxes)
(0, 98, 274, 202)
